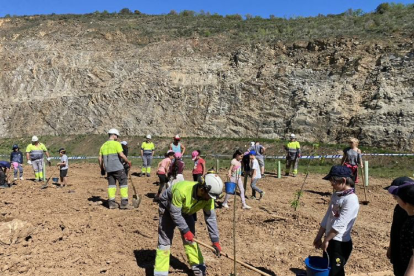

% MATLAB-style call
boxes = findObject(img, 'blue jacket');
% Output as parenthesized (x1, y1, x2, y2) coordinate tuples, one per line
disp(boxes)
(0, 161, 11, 169)
(10, 151, 24, 164)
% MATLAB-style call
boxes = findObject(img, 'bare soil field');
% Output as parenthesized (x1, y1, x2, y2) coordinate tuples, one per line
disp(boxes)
(0, 163, 396, 276)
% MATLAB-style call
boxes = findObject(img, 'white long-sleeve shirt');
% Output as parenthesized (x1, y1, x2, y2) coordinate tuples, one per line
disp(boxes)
(320, 189, 360, 242)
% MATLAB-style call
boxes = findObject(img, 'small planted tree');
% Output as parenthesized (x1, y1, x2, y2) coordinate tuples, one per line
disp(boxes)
(291, 143, 320, 211)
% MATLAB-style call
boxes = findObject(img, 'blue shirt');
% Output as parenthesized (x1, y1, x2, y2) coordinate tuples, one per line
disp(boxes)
(0, 161, 11, 169)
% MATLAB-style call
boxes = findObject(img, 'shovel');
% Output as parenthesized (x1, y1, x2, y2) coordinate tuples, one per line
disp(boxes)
(41, 168, 58, 189)
(128, 169, 141, 208)
(359, 166, 369, 205)
(194, 238, 272, 276)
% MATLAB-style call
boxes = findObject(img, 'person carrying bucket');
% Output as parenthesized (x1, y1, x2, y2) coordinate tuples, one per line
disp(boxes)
(10, 144, 24, 181)
(222, 150, 251, 210)
(284, 134, 301, 177)
(340, 137, 363, 184)
(313, 165, 359, 276)
(26, 136, 51, 182)
(169, 135, 186, 155)
(141, 135, 155, 177)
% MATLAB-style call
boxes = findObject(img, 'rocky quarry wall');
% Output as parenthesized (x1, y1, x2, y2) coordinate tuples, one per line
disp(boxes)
(1, 18, 414, 150)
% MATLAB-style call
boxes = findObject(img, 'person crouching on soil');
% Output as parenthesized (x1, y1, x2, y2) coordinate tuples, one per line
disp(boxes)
(56, 148, 69, 187)
(155, 151, 175, 201)
(250, 151, 265, 200)
(222, 150, 251, 209)
(340, 137, 363, 184)
(154, 172, 223, 276)
(0, 161, 12, 188)
(387, 181, 414, 276)
(313, 165, 360, 276)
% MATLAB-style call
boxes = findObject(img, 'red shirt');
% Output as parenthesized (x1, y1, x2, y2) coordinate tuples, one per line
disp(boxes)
(192, 158, 205, 175)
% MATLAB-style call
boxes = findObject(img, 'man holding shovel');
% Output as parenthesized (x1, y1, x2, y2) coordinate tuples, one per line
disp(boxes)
(154, 172, 223, 276)
(26, 136, 51, 182)
(99, 129, 132, 210)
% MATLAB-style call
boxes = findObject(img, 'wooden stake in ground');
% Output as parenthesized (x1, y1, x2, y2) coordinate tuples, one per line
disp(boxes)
(359, 165, 369, 205)
(194, 238, 272, 276)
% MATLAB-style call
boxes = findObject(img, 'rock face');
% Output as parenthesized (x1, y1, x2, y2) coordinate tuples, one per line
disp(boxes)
(1, 17, 414, 150)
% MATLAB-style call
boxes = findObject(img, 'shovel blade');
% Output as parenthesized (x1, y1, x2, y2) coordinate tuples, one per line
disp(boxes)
(132, 195, 141, 208)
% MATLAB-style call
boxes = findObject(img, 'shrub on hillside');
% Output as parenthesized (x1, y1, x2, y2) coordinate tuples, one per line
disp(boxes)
(119, 8, 132, 15)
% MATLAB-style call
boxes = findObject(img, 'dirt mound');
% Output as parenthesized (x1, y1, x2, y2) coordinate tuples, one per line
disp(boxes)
(0, 163, 395, 275)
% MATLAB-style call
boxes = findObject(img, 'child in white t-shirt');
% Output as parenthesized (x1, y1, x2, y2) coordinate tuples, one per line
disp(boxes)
(249, 151, 265, 200)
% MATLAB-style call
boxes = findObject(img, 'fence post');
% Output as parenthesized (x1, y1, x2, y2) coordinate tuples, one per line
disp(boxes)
(277, 161, 281, 179)
(364, 161, 369, 187)
(216, 159, 219, 172)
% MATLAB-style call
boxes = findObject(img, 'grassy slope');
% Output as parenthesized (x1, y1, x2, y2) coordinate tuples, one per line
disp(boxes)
(1, 135, 412, 179)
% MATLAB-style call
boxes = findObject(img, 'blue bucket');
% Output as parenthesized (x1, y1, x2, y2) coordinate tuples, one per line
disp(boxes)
(305, 256, 330, 276)
(225, 182, 236, 194)
(52, 177, 59, 183)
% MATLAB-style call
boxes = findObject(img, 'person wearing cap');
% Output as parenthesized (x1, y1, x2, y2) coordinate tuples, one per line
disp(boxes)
(385, 177, 414, 276)
(10, 144, 24, 181)
(56, 148, 69, 187)
(249, 150, 265, 200)
(120, 141, 130, 175)
(284, 134, 301, 177)
(340, 137, 363, 184)
(140, 135, 155, 177)
(155, 151, 175, 201)
(0, 161, 12, 188)
(192, 150, 206, 182)
(249, 142, 266, 176)
(99, 128, 132, 210)
(154, 172, 223, 276)
(169, 135, 186, 155)
(388, 182, 414, 276)
(26, 136, 51, 182)
(313, 165, 360, 276)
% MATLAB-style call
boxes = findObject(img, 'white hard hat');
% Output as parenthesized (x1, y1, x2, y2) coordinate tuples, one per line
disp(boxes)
(120, 141, 127, 145)
(250, 141, 255, 146)
(204, 174, 224, 199)
(146, 134, 152, 139)
(108, 128, 120, 136)
(31, 136, 39, 142)
(290, 134, 296, 138)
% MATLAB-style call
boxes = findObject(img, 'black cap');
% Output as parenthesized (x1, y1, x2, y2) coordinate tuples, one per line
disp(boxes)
(322, 165, 352, 180)
(58, 148, 66, 153)
(12, 144, 19, 149)
(384, 176, 414, 190)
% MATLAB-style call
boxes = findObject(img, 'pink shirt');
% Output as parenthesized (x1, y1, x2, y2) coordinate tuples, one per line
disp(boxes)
(157, 158, 171, 175)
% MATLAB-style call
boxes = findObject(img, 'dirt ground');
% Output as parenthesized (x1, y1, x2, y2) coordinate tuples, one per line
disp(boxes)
(0, 163, 397, 276)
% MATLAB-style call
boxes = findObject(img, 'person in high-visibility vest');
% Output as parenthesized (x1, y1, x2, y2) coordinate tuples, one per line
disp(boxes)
(284, 134, 301, 177)
(140, 134, 155, 177)
(99, 129, 132, 210)
(154, 173, 223, 276)
(26, 136, 51, 182)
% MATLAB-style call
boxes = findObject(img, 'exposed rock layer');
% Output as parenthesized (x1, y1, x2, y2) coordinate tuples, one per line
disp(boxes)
(1, 18, 413, 149)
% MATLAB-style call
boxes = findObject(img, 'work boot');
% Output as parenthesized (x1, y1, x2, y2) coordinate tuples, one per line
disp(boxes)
(292, 174, 297, 177)
(259, 191, 265, 200)
(0, 184, 10, 189)
(146, 174, 150, 177)
(108, 200, 118, 209)
(285, 173, 289, 176)
(120, 199, 133, 210)
(192, 264, 206, 276)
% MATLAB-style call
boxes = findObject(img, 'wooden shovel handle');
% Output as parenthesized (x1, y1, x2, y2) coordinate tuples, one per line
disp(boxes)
(193, 238, 273, 276)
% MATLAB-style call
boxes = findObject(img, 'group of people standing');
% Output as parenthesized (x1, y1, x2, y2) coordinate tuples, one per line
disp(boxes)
(0, 136, 69, 189)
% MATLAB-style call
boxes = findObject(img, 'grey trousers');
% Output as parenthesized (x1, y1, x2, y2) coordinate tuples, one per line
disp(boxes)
(142, 155, 153, 167)
(32, 159, 43, 174)
(14, 164, 23, 178)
